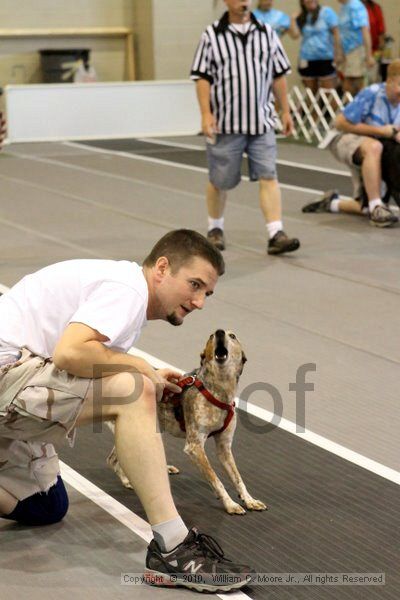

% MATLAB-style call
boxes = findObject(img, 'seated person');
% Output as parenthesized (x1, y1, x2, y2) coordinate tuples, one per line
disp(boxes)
(302, 59, 400, 227)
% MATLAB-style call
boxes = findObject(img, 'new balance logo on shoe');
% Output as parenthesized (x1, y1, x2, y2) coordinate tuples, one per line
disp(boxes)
(184, 560, 204, 574)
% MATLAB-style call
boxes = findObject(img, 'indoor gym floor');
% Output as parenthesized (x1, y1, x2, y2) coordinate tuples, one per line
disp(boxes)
(0, 135, 399, 600)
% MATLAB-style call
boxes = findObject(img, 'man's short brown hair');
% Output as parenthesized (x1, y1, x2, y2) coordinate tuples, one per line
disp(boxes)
(387, 59, 400, 80)
(143, 229, 225, 275)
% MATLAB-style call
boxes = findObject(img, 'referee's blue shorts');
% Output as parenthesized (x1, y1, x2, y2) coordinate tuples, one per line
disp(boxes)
(206, 131, 277, 190)
(2, 475, 69, 526)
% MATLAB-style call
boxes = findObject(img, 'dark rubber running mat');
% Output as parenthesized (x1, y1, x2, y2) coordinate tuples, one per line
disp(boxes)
(58, 414, 399, 600)
(77, 138, 353, 197)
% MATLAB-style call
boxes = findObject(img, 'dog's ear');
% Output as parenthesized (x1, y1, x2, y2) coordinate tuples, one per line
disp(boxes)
(200, 351, 206, 365)
(237, 351, 247, 380)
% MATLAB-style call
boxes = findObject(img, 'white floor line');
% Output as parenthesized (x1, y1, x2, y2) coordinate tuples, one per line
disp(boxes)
(6, 144, 337, 205)
(128, 347, 400, 487)
(59, 461, 153, 542)
(62, 141, 336, 196)
(138, 136, 350, 177)
(59, 462, 251, 600)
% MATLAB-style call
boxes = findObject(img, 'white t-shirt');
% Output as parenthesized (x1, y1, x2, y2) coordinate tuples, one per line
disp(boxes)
(0, 259, 148, 360)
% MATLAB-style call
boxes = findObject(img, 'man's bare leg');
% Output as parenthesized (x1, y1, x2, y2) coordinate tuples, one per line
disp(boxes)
(338, 200, 363, 214)
(0, 487, 18, 515)
(76, 373, 179, 526)
(359, 138, 383, 201)
(206, 181, 226, 218)
(259, 178, 281, 223)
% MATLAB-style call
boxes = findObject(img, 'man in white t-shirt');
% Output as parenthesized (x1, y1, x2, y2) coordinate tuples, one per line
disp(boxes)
(0, 229, 255, 593)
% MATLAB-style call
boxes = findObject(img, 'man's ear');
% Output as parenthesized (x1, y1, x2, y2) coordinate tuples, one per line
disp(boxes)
(154, 256, 170, 280)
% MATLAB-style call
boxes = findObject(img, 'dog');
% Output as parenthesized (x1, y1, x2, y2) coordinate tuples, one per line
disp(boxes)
(107, 329, 267, 515)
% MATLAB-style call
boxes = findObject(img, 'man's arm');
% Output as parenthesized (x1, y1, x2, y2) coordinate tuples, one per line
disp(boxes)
(362, 26, 375, 68)
(272, 75, 293, 136)
(335, 112, 396, 139)
(53, 322, 181, 392)
(195, 78, 216, 138)
(332, 26, 344, 67)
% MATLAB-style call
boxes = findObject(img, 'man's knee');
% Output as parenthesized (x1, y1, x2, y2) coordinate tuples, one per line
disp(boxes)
(361, 139, 383, 159)
(110, 372, 156, 418)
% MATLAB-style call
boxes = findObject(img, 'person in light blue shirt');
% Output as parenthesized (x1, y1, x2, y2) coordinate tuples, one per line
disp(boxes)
(337, 0, 374, 95)
(253, 0, 295, 38)
(302, 59, 400, 227)
(291, 0, 342, 93)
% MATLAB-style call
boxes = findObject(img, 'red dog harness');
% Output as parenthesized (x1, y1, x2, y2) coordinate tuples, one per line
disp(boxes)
(161, 374, 235, 437)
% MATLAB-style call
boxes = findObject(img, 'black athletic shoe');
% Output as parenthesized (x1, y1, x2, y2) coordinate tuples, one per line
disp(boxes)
(144, 527, 255, 593)
(267, 231, 300, 255)
(207, 227, 225, 251)
(302, 189, 339, 213)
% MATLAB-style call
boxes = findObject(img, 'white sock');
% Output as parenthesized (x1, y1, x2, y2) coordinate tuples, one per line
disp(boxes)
(330, 199, 341, 213)
(266, 220, 282, 240)
(368, 198, 383, 212)
(152, 517, 189, 552)
(208, 217, 224, 231)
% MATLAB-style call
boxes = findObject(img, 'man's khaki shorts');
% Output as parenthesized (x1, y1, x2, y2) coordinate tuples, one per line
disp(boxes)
(343, 45, 366, 78)
(0, 349, 91, 501)
(329, 132, 370, 200)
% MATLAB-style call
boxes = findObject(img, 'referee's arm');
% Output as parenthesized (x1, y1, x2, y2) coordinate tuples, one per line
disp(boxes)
(195, 78, 217, 138)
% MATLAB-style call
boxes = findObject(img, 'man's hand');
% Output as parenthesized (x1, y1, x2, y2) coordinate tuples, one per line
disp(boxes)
(281, 111, 294, 137)
(201, 112, 217, 139)
(153, 367, 182, 400)
(366, 55, 376, 69)
(381, 125, 399, 139)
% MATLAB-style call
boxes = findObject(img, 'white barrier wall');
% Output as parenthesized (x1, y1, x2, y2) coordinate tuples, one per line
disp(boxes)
(5, 80, 200, 142)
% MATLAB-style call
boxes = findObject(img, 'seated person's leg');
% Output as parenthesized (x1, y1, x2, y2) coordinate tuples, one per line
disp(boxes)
(1, 475, 68, 526)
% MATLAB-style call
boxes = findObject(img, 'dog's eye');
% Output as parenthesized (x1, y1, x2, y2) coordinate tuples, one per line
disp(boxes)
(229, 333, 236, 339)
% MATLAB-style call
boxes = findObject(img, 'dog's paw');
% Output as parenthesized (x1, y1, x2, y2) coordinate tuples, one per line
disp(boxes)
(225, 501, 246, 515)
(244, 498, 268, 511)
(167, 464, 180, 474)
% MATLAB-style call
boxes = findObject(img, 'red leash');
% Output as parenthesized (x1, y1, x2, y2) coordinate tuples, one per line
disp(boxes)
(161, 374, 235, 437)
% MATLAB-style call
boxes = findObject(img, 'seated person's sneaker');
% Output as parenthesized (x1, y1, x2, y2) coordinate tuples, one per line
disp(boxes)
(145, 527, 255, 593)
(302, 190, 339, 213)
(369, 204, 398, 228)
(207, 227, 225, 250)
(267, 231, 300, 255)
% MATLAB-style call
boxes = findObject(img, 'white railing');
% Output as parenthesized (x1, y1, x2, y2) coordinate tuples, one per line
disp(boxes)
(277, 86, 354, 145)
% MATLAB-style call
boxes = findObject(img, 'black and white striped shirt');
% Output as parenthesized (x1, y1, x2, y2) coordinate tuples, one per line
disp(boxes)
(191, 12, 291, 135)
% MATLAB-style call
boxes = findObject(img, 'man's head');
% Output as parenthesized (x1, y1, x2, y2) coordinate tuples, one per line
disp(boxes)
(224, 0, 251, 19)
(386, 60, 400, 106)
(143, 229, 224, 326)
(258, 0, 273, 11)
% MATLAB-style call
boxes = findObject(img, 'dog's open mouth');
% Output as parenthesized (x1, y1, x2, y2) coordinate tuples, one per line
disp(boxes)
(214, 346, 228, 363)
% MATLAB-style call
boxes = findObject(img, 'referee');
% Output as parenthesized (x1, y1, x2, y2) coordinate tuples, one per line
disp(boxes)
(191, 0, 300, 255)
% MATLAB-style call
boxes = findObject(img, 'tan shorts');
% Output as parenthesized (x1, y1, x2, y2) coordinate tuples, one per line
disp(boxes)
(343, 45, 366, 78)
(0, 349, 91, 500)
(329, 132, 369, 199)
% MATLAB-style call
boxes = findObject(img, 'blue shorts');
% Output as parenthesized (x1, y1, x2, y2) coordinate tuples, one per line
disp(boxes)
(206, 131, 277, 190)
(2, 475, 69, 526)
